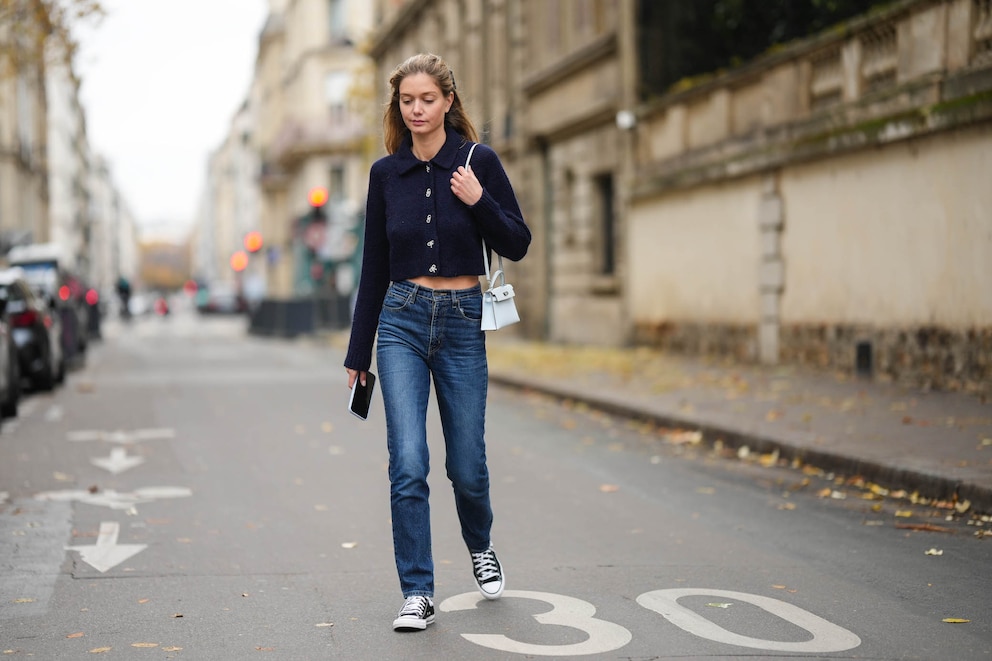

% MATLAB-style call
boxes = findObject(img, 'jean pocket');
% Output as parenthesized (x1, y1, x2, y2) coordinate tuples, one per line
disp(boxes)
(382, 286, 413, 311)
(455, 295, 483, 322)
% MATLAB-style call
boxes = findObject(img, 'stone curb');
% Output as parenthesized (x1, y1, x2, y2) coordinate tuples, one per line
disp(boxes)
(489, 371, 992, 515)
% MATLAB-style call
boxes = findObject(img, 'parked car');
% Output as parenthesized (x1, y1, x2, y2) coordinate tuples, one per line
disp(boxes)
(7, 243, 89, 364)
(0, 269, 65, 391)
(197, 284, 247, 315)
(0, 294, 21, 418)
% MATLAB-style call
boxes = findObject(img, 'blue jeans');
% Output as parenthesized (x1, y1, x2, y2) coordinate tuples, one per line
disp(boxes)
(376, 280, 492, 598)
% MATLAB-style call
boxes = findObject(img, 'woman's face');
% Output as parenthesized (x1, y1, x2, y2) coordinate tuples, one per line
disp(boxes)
(398, 72, 453, 141)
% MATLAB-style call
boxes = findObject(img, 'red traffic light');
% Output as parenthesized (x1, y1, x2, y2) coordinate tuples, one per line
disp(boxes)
(244, 231, 263, 253)
(85, 288, 99, 306)
(308, 186, 329, 208)
(59, 285, 71, 301)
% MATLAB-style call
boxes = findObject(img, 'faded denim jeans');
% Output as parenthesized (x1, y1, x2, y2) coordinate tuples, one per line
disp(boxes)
(376, 279, 492, 598)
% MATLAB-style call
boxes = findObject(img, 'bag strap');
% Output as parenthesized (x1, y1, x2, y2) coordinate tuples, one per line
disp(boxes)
(465, 142, 506, 290)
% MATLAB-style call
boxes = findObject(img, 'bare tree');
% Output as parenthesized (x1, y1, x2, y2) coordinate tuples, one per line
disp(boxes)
(0, 0, 103, 76)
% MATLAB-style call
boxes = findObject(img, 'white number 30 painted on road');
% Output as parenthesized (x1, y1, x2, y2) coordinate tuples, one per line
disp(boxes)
(440, 588, 861, 657)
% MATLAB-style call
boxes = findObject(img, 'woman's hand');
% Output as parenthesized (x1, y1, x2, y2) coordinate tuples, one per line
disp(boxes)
(451, 166, 482, 206)
(347, 369, 367, 389)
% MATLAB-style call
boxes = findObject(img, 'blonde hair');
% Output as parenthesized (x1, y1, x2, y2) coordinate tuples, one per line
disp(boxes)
(383, 53, 479, 154)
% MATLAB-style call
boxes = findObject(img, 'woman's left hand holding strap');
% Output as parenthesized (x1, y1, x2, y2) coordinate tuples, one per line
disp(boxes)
(451, 166, 482, 206)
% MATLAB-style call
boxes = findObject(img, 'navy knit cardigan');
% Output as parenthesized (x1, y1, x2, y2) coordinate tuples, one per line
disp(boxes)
(344, 128, 532, 371)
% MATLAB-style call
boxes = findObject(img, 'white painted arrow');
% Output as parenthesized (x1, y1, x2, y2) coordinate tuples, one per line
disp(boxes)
(35, 486, 193, 511)
(66, 521, 147, 573)
(67, 428, 175, 444)
(91, 447, 146, 474)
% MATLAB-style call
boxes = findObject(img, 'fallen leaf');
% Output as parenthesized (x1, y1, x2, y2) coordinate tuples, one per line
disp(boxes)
(89, 648, 112, 654)
(341, 542, 357, 549)
(599, 484, 620, 493)
(67, 633, 85, 639)
(322, 422, 334, 433)
(172, 613, 184, 618)
(765, 410, 783, 421)
(942, 618, 970, 623)
(868, 483, 889, 496)
(954, 499, 971, 514)
(162, 647, 183, 652)
(706, 602, 732, 608)
(777, 502, 796, 510)
(13, 598, 35, 604)
(315, 622, 334, 628)
(696, 487, 716, 495)
(771, 585, 787, 590)
(894, 510, 914, 518)
(131, 643, 159, 648)
(924, 548, 943, 556)
(256, 647, 275, 652)
(665, 430, 702, 445)
(138, 599, 150, 604)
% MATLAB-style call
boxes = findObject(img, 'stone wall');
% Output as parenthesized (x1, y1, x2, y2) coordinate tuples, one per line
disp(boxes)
(627, 0, 992, 394)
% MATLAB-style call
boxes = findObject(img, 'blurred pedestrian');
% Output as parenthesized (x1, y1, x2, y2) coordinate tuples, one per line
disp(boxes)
(115, 276, 131, 320)
(344, 52, 531, 631)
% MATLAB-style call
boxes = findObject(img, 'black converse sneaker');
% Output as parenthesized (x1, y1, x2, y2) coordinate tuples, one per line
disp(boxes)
(392, 595, 435, 631)
(470, 546, 505, 600)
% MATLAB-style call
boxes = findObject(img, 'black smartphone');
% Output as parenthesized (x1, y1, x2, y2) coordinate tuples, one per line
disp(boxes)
(348, 372, 376, 420)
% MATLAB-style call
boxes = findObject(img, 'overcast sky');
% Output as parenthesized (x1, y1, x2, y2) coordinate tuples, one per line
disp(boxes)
(76, 0, 269, 241)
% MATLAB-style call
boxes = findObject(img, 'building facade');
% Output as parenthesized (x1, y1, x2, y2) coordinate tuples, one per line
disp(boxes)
(1, 3, 137, 301)
(251, 0, 375, 300)
(0, 9, 49, 252)
(45, 43, 91, 277)
(87, 153, 139, 298)
(195, 100, 262, 299)
(366, 0, 992, 391)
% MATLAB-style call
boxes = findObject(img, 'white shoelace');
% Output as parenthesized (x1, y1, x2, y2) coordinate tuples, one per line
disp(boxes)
(398, 596, 430, 618)
(471, 549, 500, 582)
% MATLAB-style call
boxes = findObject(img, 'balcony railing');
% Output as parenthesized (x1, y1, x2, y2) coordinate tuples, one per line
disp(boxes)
(267, 114, 368, 166)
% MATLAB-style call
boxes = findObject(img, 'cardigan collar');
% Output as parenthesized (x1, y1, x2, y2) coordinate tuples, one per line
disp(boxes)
(395, 127, 469, 174)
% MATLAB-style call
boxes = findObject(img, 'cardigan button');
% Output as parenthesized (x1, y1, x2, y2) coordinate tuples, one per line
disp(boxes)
(426, 188, 432, 197)
(426, 214, 431, 223)
(427, 240, 434, 248)
(429, 264, 437, 273)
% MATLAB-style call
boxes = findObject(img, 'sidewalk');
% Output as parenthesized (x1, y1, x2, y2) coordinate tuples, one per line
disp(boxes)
(485, 338, 992, 514)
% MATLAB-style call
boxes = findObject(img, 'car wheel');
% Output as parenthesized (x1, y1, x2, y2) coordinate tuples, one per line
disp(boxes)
(1, 353, 18, 418)
(37, 348, 56, 392)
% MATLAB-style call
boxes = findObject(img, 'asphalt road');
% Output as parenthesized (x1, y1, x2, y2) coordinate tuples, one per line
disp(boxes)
(1, 308, 989, 660)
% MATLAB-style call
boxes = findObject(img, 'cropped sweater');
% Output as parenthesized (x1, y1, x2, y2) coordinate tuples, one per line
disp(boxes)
(344, 128, 532, 371)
